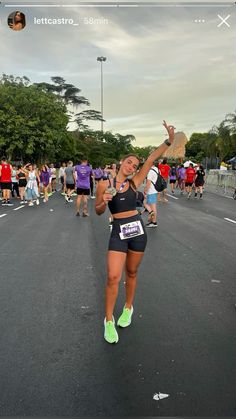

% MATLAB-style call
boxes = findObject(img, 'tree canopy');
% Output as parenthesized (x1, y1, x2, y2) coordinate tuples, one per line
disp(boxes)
(1, 74, 236, 167)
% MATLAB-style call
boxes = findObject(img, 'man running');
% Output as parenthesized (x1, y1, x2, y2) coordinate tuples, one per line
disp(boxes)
(0, 157, 13, 206)
(64, 161, 76, 203)
(74, 157, 92, 216)
(185, 163, 196, 199)
(158, 158, 170, 202)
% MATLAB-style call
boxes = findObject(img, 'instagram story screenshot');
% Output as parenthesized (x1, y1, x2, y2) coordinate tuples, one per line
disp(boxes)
(0, 0, 236, 417)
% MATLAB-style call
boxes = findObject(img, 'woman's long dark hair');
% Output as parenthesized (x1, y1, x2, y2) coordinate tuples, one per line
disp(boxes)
(14, 11, 26, 28)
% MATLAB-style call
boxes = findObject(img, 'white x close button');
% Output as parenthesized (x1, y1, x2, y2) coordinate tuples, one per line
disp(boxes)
(217, 14, 231, 28)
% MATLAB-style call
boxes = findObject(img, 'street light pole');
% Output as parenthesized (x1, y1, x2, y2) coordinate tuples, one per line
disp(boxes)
(97, 56, 106, 133)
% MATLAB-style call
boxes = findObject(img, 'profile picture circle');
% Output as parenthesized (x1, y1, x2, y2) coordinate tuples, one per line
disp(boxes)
(8, 11, 26, 31)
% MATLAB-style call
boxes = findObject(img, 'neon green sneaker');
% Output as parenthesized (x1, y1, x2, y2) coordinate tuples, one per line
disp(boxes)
(104, 316, 119, 344)
(117, 306, 134, 328)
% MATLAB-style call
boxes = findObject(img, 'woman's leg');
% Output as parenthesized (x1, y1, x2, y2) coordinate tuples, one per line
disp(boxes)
(124, 250, 144, 309)
(105, 251, 127, 321)
(19, 186, 24, 201)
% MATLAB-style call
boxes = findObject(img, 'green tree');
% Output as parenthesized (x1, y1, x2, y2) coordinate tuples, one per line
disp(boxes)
(0, 75, 72, 162)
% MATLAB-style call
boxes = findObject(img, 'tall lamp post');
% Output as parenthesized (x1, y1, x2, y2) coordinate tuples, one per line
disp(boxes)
(97, 56, 107, 133)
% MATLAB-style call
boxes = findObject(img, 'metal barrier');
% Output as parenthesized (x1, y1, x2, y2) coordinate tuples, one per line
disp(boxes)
(205, 170, 236, 198)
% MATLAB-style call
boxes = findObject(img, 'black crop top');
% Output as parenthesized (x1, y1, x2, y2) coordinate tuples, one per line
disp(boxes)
(108, 179, 137, 215)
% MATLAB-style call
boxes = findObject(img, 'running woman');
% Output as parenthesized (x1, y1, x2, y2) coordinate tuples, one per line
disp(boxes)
(17, 164, 27, 203)
(177, 164, 186, 194)
(95, 121, 175, 344)
(143, 164, 159, 227)
(169, 164, 177, 194)
(194, 164, 205, 199)
(39, 164, 50, 202)
(59, 162, 66, 193)
(25, 164, 40, 206)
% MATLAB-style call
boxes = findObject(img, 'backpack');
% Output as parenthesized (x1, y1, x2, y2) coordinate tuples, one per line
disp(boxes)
(150, 168, 167, 192)
(136, 191, 144, 208)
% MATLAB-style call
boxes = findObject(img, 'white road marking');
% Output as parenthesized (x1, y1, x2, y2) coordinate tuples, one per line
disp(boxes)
(211, 279, 221, 283)
(13, 205, 25, 211)
(0, 214, 7, 218)
(166, 193, 179, 200)
(224, 218, 236, 224)
(153, 392, 169, 401)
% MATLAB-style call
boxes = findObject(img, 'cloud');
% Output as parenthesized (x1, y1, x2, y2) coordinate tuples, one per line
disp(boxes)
(0, 2, 235, 146)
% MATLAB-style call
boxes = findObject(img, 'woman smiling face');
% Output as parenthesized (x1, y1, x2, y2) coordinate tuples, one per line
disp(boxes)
(15, 12, 22, 22)
(120, 155, 139, 177)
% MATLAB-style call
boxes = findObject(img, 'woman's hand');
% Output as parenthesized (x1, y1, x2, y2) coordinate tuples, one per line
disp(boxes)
(163, 120, 175, 144)
(103, 191, 113, 204)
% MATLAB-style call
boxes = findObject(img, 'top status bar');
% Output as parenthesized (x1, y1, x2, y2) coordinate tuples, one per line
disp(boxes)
(3, 2, 235, 7)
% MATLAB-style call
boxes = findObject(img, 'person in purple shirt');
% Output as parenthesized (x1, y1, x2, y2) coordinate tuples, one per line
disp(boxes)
(39, 164, 50, 202)
(169, 164, 177, 194)
(177, 164, 186, 194)
(93, 167, 103, 186)
(74, 157, 92, 216)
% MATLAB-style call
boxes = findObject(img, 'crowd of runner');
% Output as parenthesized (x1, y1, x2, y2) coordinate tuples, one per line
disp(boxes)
(0, 155, 205, 215)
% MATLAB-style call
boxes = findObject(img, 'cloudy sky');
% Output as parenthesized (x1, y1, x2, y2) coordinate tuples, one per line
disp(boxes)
(0, 0, 235, 146)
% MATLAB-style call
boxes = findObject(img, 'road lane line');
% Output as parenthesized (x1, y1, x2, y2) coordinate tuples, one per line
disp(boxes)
(166, 193, 179, 200)
(224, 218, 236, 224)
(0, 214, 7, 218)
(13, 205, 25, 211)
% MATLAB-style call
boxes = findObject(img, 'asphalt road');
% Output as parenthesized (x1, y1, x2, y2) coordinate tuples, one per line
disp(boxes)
(0, 188, 235, 416)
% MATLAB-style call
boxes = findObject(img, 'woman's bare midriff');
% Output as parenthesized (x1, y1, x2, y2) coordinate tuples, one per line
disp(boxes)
(113, 210, 138, 219)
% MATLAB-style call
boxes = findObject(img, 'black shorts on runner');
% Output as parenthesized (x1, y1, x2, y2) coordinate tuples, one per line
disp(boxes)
(108, 214, 147, 253)
(95, 178, 102, 182)
(18, 179, 27, 188)
(1, 182, 12, 190)
(60, 176, 64, 185)
(66, 183, 75, 190)
(77, 188, 90, 196)
(169, 179, 176, 184)
(195, 180, 204, 187)
(185, 182, 193, 187)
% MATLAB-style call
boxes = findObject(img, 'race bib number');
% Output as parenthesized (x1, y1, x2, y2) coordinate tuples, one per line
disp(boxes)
(119, 220, 144, 240)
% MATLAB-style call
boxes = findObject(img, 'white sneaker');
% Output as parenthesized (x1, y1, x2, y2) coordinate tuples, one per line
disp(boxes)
(36, 199, 40, 205)
(28, 202, 34, 206)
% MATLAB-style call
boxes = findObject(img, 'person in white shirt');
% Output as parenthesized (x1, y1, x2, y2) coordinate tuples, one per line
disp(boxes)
(143, 164, 159, 227)
(59, 162, 66, 193)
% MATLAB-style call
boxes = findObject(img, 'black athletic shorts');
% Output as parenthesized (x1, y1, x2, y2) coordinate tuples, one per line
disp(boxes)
(66, 183, 75, 190)
(185, 182, 193, 187)
(108, 214, 147, 253)
(195, 180, 204, 187)
(1, 182, 12, 190)
(19, 179, 27, 188)
(169, 179, 176, 184)
(77, 188, 90, 196)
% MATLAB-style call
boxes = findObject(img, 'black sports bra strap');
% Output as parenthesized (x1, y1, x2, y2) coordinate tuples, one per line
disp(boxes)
(113, 177, 116, 188)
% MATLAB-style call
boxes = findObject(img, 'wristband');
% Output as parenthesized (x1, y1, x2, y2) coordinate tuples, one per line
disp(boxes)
(164, 139, 171, 146)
